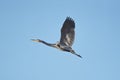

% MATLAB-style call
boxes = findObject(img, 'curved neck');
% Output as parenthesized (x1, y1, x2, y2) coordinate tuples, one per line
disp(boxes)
(41, 40, 56, 48)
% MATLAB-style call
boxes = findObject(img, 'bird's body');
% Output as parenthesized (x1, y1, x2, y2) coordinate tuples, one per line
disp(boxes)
(32, 17, 82, 58)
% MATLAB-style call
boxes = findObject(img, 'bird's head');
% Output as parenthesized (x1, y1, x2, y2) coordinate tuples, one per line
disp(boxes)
(31, 39, 42, 42)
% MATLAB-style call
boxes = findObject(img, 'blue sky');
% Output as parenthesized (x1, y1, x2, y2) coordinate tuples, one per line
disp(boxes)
(0, 0, 120, 80)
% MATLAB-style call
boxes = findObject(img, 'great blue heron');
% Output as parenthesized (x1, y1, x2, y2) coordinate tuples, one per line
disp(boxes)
(31, 17, 82, 58)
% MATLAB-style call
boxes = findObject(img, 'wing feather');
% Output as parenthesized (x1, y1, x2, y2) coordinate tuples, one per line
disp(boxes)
(60, 17, 75, 47)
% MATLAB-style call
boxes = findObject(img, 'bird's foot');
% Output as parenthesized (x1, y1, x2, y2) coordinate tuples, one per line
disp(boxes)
(70, 50, 82, 58)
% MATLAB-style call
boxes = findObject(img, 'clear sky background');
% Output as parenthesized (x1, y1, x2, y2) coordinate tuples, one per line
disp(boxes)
(0, 0, 120, 80)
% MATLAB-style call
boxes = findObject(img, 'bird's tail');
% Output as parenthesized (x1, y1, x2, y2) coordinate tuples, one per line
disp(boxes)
(71, 50, 82, 58)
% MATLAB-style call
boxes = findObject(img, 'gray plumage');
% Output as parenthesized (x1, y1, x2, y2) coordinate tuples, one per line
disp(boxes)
(31, 17, 82, 58)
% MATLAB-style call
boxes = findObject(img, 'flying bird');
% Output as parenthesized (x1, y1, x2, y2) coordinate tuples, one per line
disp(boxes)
(31, 17, 82, 58)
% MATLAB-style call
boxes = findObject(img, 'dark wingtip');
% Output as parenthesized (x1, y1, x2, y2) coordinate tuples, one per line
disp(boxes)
(65, 16, 75, 28)
(66, 16, 74, 21)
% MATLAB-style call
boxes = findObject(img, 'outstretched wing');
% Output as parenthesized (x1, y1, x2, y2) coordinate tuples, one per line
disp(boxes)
(60, 17, 75, 47)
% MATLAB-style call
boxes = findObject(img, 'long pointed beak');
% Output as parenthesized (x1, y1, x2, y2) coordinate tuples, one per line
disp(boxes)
(31, 39, 41, 42)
